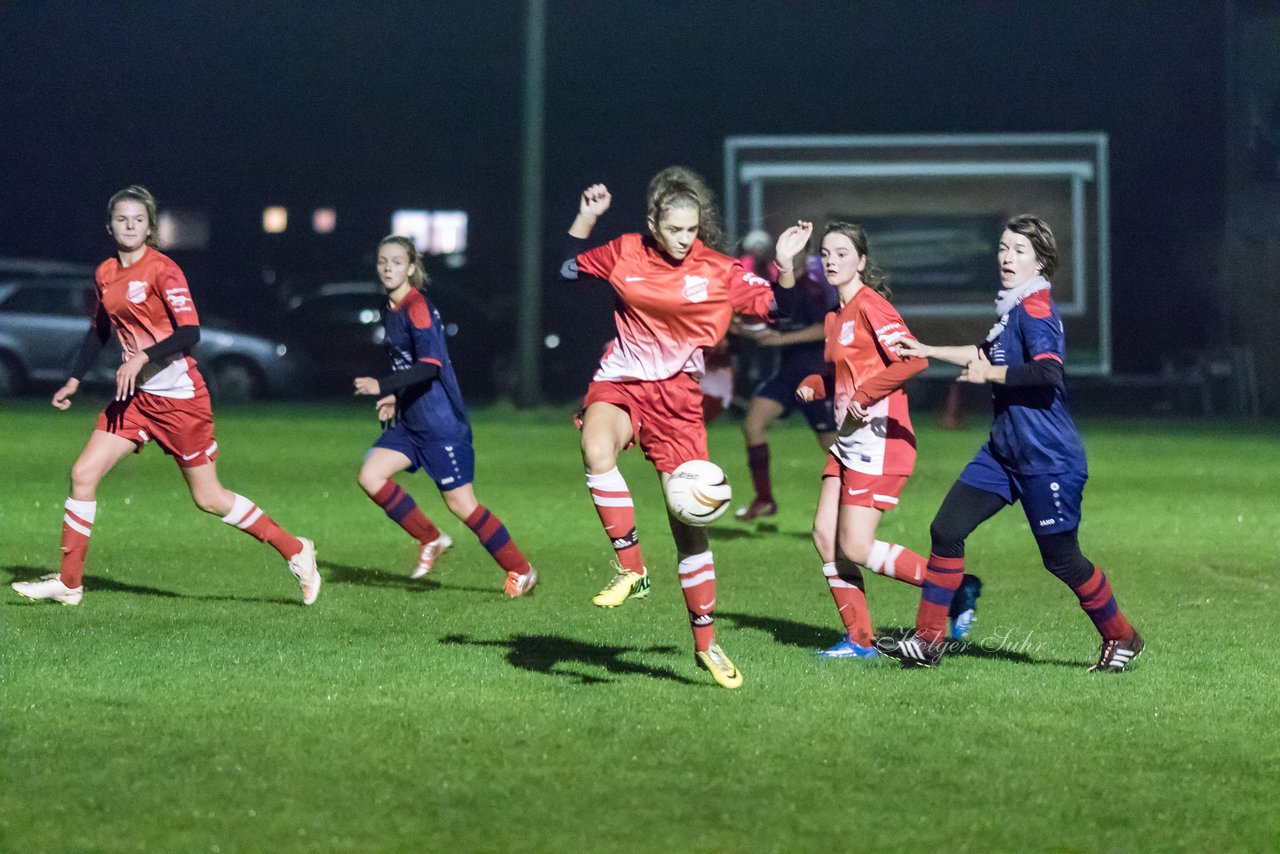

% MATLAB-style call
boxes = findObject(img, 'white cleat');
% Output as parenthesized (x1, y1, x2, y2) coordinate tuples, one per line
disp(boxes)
(288, 537, 321, 605)
(12, 574, 83, 605)
(413, 533, 452, 579)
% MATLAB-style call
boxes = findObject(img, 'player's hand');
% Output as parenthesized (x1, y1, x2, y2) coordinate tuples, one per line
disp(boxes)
(375, 394, 396, 424)
(795, 384, 815, 403)
(115, 353, 148, 400)
(958, 349, 994, 384)
(774, 221, 813, 272)
(579, 184, 612, 220)
(52, 378, 79, 410)
(850, 399, 869, 420)
(353, 376, 381, 396)
(894, 336, 929, 359)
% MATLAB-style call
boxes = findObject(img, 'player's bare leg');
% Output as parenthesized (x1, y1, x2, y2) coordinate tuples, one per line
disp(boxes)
(582, 402, 648, 606)
(810, 478, 876, 657)
(13, 430, 134, 604)
(359, 448, 451, 577)
(184, 461, 319, 604)
(441, 483, 537, 596)
(661, 474, 741, 688)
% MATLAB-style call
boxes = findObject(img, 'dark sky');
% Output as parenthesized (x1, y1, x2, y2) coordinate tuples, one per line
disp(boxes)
(1, 1, 1226, 381)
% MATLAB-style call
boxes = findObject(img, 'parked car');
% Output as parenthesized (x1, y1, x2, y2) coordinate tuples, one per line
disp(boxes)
(0, 258, 301, 400)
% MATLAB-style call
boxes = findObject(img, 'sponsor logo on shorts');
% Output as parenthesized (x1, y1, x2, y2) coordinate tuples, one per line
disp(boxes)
(127, 280, 149, 303)
(838, 320, 856, 346)
(682, 275, 709, 303)
(440, 476, 456, 485)
(1038, 518, 1057, 527)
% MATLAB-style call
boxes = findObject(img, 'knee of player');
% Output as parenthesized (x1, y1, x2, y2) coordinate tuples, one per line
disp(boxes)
(356, 467, 385, 496)
(929, 518, 967, 553)
(443, 489, 479, 520)
(191, 486, 231, 515)
(580, 439, 619, 473)
(837, 533, 873, 566)
(811, 526, 836, 560)
(69, 461, 103, 492)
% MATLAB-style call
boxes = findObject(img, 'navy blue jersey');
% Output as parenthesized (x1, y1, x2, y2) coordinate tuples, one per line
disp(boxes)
(983, 289, 1086, 476)
(772, 273, 836, 366)
(383, 289, 471, 443)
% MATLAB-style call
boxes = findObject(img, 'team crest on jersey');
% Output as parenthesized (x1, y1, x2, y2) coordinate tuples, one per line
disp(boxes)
(838, 320, 856, 346)
(127, 280, 149, 304)
(682, 275, 709, 303)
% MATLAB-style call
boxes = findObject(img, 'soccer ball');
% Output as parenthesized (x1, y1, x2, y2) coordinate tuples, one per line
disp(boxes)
(664, 460, 732, 526)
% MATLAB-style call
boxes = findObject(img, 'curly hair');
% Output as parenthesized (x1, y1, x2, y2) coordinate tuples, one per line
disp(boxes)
(645, 166, 723, 251)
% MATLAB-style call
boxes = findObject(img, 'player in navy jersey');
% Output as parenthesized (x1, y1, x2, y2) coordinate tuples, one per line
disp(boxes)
(878, 215, 1142, 671)
(733, 252, 838, 521)
(354, 236, 537, 596)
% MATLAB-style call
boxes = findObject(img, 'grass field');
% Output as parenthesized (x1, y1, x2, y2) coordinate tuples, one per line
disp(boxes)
(1, 397, 1278, 852)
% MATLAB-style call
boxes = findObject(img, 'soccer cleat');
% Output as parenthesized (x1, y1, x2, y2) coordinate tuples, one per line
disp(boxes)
(816, 636, 881, 659)
(948, 573, 983, 640)
(591, 566, 649, 608)
(875, 633, 943, 668)
(288, 537, 321, 605)
(504, 567, 538, 597)
(1089, 631, 1145, 672)
(695, 642, 744, 689)
(734, 499, 777, 521)
(413, 533, 453, 579)
(12, 574, 83, 605)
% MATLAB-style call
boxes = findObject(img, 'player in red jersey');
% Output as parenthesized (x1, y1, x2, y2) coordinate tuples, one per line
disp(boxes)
(780, 221, 981, 658)
(11, 186, 320, 606)
(557, 166, 780, 688)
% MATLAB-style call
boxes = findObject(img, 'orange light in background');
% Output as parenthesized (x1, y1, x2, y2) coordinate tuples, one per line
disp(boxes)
(312, 207, 336, 234)
(263, 206, 288, 234)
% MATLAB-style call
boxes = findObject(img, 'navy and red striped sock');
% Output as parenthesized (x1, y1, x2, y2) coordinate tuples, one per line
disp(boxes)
(915, 553, 966, 645)
(370, 482, 441, 545)
(1072, 566, 1134, 641)
(465, 505, 531, 575)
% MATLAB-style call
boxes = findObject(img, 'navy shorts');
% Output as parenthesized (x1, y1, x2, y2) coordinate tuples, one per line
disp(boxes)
(958, 443, 1086, 535)
(753, 358, 836, 433)
(372, 425, 475, 492)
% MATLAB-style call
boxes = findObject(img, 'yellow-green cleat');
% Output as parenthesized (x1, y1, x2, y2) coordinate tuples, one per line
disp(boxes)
(591, 566, 649, 608)
(695, 642, 744, 689)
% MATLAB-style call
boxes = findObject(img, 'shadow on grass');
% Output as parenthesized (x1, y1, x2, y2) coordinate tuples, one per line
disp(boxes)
(3, 565, 296, 606)
(440, 633, 698, 686)
(320, 560, 499, 595)
(710, 525, 810, 541)
(717, 611, 834, 648)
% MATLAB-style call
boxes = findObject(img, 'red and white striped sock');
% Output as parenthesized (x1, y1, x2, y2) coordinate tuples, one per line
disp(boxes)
(59, 498, 96, 589)
(679, 551, 717, 651)
(586, 467, 644, 575)
(823, 561, 874, 646)
(221, 493, 303, 560)
(865, 540, 926, 587)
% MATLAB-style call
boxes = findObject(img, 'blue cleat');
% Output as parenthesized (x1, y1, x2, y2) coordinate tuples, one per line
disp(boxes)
(948, 573, 983, 640)
(816, 637, 881, 659)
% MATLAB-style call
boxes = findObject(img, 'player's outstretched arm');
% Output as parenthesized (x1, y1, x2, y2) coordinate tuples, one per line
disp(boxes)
(52, 378, 79, 410)
(895, 338, 979, 367)
(773, 221, 813, 290)
(570, 183, 611, 239)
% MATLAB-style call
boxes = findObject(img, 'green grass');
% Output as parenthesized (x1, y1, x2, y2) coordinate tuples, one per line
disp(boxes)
(1, 397, 1278, 852)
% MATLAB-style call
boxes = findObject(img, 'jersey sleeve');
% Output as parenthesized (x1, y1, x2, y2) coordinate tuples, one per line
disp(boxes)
(407, 295, 445, 367)
(1018, 294, 1065, 364)
(158, 261, 200, 326)
(727, 262, 775, 316)
(852, 299, 925, 405)
(575, 237, 625, 282)
(860, 298, 912, 364)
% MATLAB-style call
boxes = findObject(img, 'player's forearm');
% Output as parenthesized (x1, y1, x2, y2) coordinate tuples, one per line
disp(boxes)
(854, 358, 928, 405)
(68, 323, 109, 381)
(919, 344, 980, 367)
(142, 325, 199, 364)
(568, 213, 597, 240)
(378, 362, 441, 395)
(781, 323, 825, 345)
(1002, 358, 1063, 387)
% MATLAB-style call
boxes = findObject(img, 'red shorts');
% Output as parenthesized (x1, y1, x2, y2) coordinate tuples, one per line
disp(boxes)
(96, 389, 219, 468)
(822, 455, 908, 510)
(581, 373, 707, 474)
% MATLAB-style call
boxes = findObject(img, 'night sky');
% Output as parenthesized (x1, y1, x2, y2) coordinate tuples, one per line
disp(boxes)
(1, 1, 1226, 390)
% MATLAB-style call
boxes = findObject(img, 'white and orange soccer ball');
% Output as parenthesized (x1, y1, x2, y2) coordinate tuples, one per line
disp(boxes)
(664, 460, 732, 527)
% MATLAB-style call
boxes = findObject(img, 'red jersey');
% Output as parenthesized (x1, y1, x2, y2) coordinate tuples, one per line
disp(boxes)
(823, 286, 922, 476)
(93, 247, 203, 398)
(577, 234, 774, 382)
